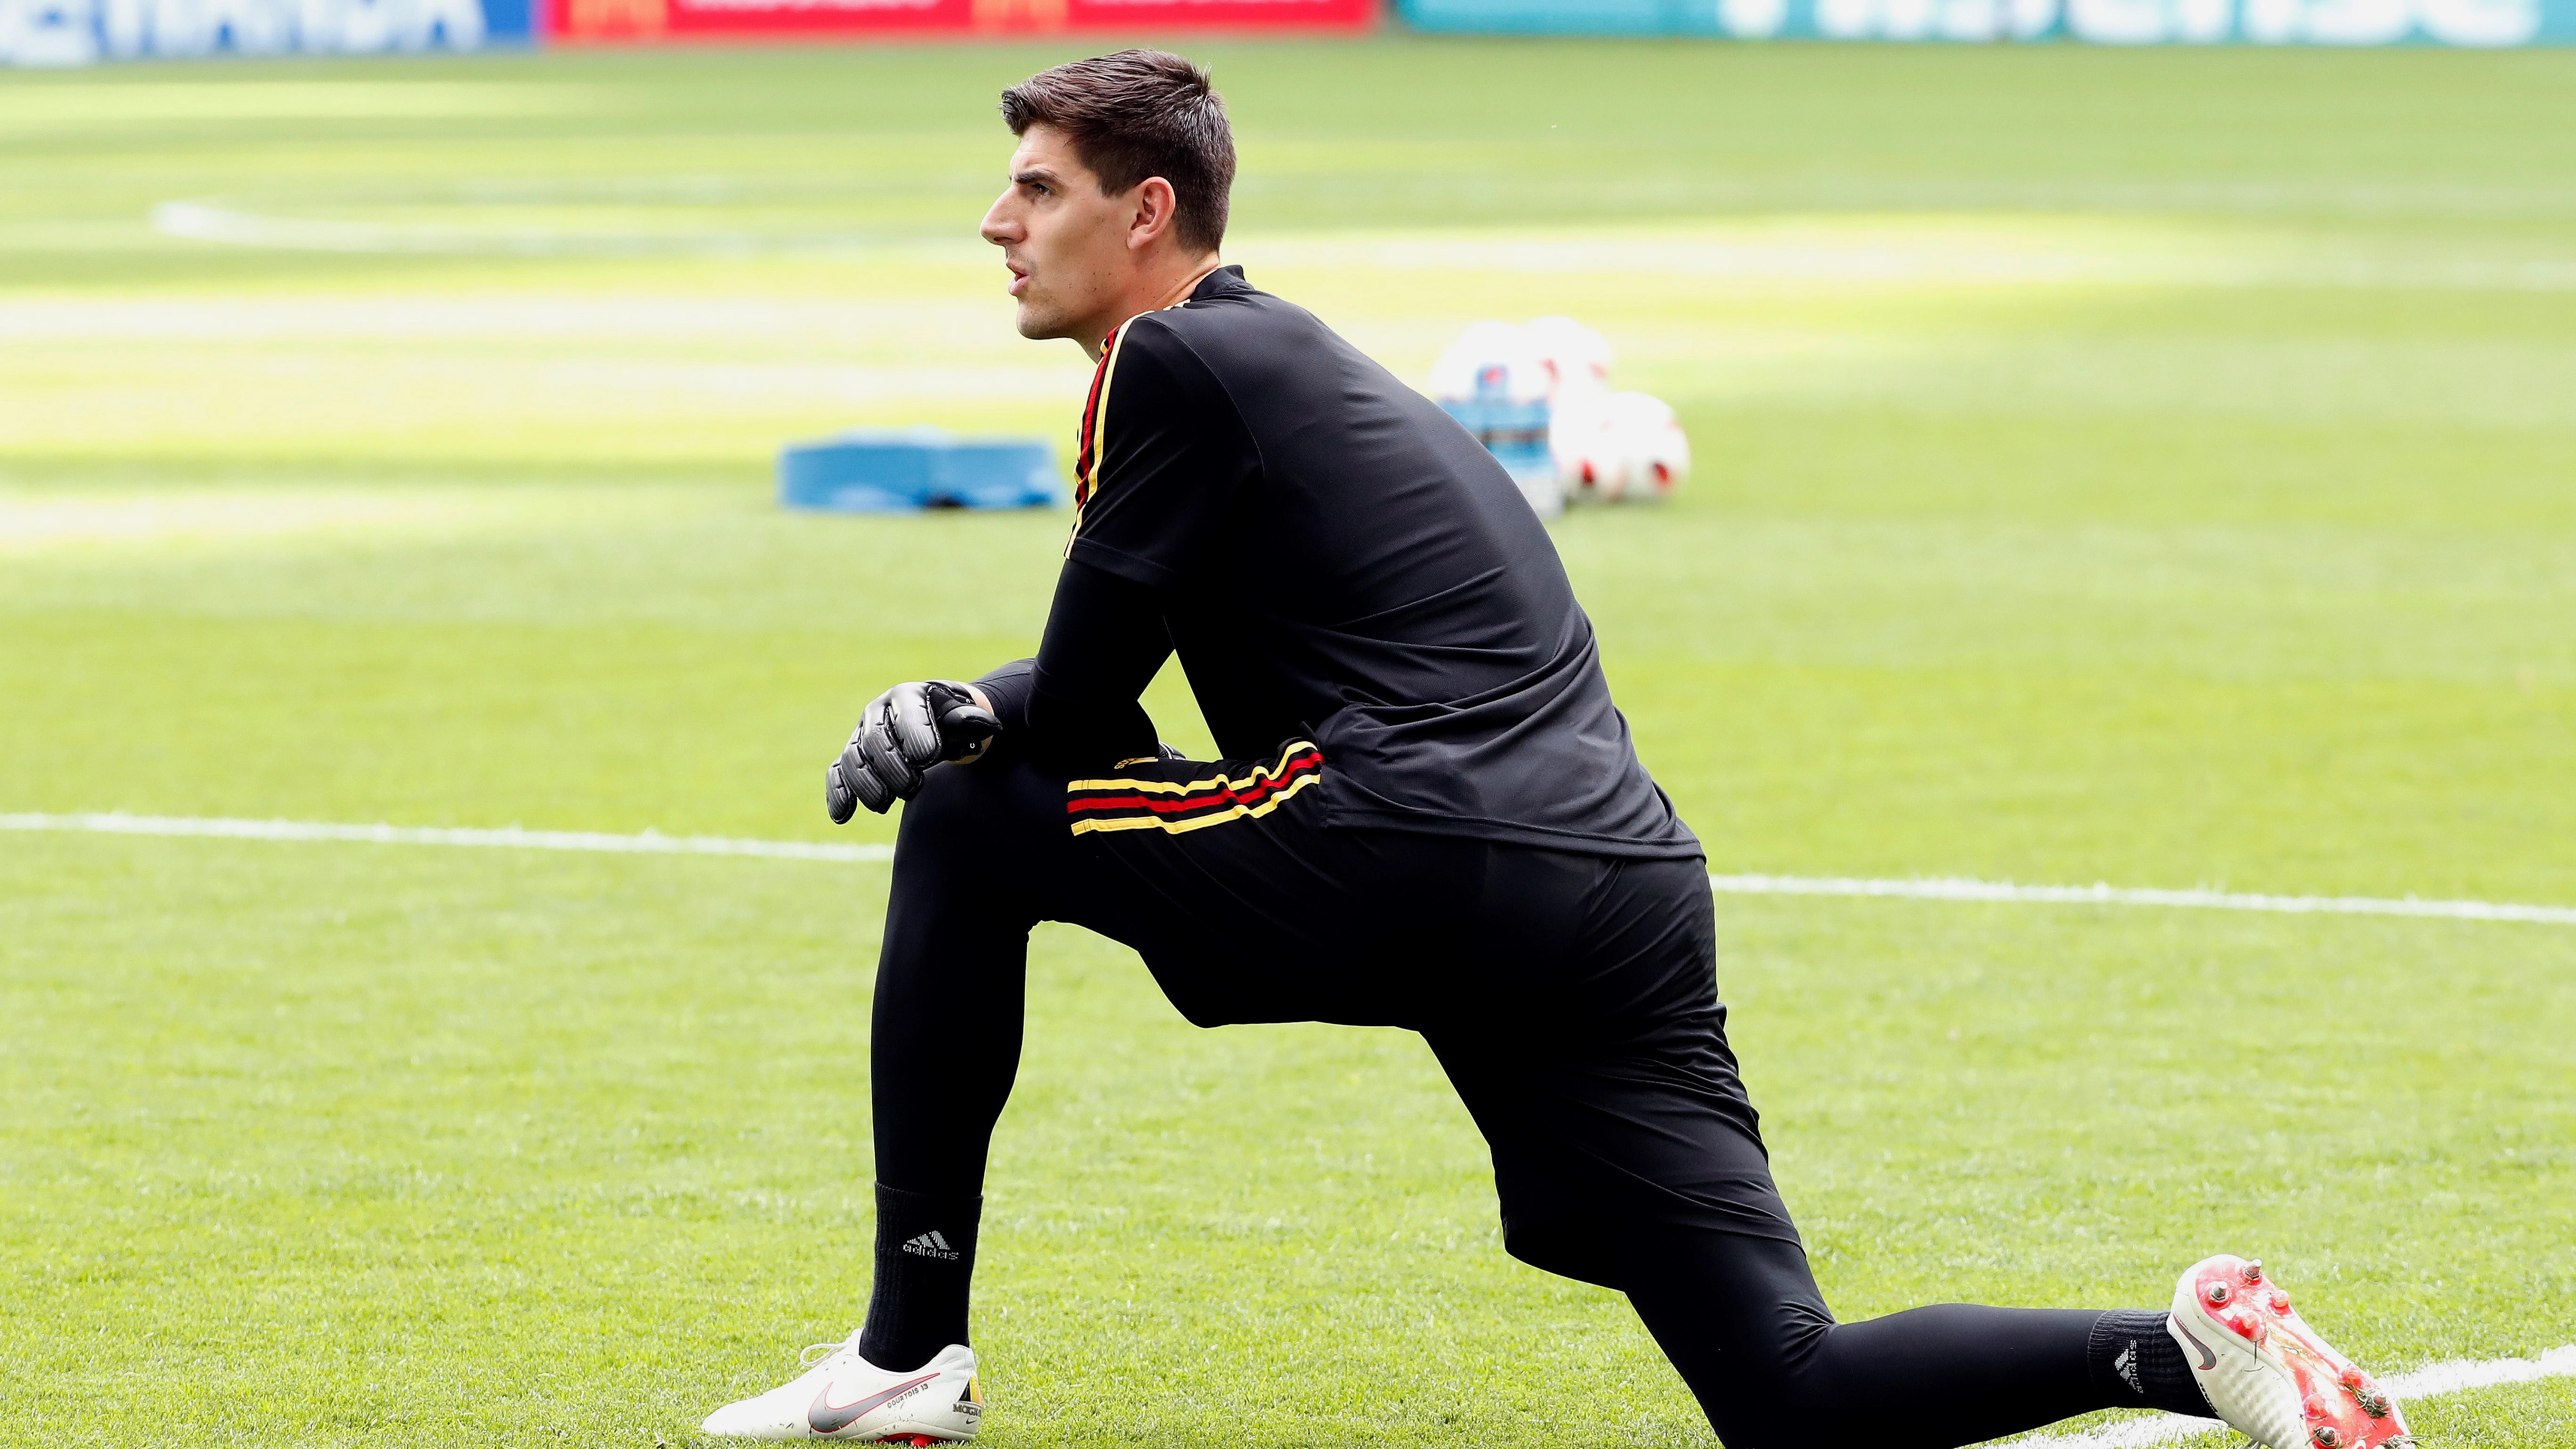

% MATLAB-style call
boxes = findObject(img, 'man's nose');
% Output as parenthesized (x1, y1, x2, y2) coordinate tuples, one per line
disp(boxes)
(979, 196, 1017, 246)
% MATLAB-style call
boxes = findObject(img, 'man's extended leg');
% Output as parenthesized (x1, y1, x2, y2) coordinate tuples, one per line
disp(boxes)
(1619, 1226, 2204, 1449)
(1426, 851, 2211, 1449)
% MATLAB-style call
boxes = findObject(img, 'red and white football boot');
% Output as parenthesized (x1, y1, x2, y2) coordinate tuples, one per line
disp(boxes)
(2166, 1254, 2413, 1449)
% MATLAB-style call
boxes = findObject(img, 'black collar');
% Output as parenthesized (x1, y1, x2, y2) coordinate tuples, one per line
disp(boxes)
(1190, 264, 1250, 301)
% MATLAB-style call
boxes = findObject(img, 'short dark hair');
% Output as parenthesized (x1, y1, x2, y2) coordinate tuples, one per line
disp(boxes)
(1000, 49, 1235, 255)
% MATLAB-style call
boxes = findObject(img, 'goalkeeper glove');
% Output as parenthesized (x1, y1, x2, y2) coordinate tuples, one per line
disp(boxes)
(826, 680, 1002, 823)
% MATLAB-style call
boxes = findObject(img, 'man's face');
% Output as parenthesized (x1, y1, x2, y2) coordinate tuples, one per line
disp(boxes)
(980, 124, 1137, 347)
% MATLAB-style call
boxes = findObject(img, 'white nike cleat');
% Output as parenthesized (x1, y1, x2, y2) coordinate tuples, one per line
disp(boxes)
(699, 1332, 981, 1443)
(2166, 1254, 2413, 1449)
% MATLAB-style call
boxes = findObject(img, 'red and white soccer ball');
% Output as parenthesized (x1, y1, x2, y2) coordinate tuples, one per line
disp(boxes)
(1524, 315, 1614, 401)
(1550, 390, 1690, 501)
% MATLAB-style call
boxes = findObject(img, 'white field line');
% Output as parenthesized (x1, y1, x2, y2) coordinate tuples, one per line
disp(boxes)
(7, 813, 2576, 929)
(0, 812, 894, 862)
(1704, 873, 2576, 926)
(2019, 1344, 2576, 1448)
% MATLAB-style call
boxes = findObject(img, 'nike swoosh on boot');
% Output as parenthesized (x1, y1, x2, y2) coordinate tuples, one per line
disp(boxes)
(807, 1372, 937, 1434)
(2171, 1315, 2219, 1371)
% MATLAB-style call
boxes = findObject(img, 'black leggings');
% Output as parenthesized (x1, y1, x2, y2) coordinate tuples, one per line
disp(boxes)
(869, 757, 2134, 1449)
(1623, 1226, 2109, 1448)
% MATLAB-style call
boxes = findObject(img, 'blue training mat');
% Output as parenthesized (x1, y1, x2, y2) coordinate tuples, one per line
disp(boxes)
(779, 428, 1064, 514)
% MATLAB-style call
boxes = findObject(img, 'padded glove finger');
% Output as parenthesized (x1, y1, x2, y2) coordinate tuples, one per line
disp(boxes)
(825, 754, 859, 824)
(827, 691, 910, 822)
(828, 723, 902, 820)
(883, 681, 949, 769)
(855, 694, 930, 802)
(826, 745, 901, 822)
(848, 749, 903, 815)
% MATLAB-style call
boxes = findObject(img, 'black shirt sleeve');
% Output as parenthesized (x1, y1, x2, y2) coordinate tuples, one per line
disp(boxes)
(1065, 316, 1259, 592)
(968, 657, 1036, 733)
(970, 559, 1169, 773)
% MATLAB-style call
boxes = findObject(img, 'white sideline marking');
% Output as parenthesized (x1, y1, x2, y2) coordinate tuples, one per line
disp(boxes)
(2018, 1344, 2576, 1447)
(1704, 873, 2576, 926)
(7, 813, 2576, 929)
(0, 813, 894, 862)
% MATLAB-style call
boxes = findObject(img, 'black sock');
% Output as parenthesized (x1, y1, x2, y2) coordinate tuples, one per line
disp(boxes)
(857, 1183, 981, 1373)
(2088, 1309, 2212, 1418)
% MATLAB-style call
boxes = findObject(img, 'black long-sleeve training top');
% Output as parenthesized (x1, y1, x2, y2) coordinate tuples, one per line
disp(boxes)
(975, 264, 1699, 861)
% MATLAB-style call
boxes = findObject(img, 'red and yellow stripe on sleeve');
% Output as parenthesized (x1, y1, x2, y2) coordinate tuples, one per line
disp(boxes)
(1065, 741, 1324, 837)
(1067, 321, 1130, 543)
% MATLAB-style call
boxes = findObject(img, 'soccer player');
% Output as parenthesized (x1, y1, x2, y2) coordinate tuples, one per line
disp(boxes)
(700, 50, 2412, 1449)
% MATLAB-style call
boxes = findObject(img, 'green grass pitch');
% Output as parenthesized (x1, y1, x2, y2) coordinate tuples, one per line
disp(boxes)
(4, 36, 2575, 1448)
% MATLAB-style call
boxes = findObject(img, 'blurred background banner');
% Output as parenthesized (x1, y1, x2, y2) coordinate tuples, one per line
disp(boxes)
(1397, 0, 2568, 41)
(0, 0, 1363, 64)
(541, 0, 1372, 45)
(0, 0, 530, 63)
(7, 0, 2567, 59)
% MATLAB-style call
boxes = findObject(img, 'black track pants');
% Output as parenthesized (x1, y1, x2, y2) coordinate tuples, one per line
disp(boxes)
(867, 754, 2137, 1448)
(1621, 1226, 2112, 1449)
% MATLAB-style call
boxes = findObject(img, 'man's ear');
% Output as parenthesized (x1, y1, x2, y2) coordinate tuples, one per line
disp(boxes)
(1126, 177, 1180, 252)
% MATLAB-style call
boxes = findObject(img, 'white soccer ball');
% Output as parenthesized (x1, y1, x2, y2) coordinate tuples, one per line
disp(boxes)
(1550, 391, 1688, 502)
(1610, 391, 1689, 500)
(1524, 314, 1614, 401)
(1547, 390, 1622, 499)
(1428, 321, 1551, 405)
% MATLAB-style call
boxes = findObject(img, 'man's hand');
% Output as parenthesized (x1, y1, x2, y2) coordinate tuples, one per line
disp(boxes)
(826, 681, 1003, 823)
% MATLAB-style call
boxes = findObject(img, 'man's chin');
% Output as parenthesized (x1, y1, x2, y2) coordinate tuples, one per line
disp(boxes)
(1012, 302, 1068, 342)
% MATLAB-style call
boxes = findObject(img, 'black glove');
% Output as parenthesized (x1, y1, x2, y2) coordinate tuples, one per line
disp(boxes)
(826, 680, 1003, 823)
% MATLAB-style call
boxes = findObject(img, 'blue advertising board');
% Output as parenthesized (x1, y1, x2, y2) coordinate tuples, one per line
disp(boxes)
(1400, 0, 2570, 42)
(0, 0, 530, 65)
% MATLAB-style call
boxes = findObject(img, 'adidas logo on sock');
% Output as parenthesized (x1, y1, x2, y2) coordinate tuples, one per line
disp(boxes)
(901, 1230, 961, 1261)
(2113, 1341, 2143, 1395)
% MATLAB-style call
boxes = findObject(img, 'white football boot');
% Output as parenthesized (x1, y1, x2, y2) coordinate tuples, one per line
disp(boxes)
(699, 1332, 980, 1443)
(2166, 1254, 2413, 1449)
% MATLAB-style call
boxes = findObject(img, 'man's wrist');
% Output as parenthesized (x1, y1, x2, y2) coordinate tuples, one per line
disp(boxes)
(965, 660, 1037, 736)
(950, 682, 999, 765)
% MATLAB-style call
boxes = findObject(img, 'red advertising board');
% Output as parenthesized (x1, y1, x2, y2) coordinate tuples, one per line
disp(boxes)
(546, 0, 1373, 41)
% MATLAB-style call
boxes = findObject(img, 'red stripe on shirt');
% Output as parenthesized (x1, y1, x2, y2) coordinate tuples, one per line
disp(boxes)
(1072, 322, 1121, 510)
(1065, 753, 1322, 816)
